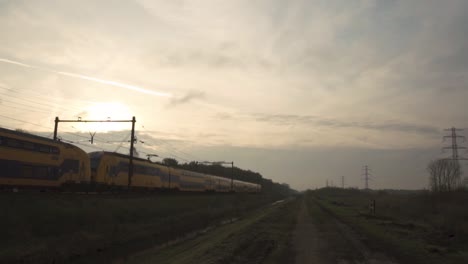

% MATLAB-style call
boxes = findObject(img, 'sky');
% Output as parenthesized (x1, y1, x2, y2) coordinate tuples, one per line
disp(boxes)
(1, 0, 468, 190)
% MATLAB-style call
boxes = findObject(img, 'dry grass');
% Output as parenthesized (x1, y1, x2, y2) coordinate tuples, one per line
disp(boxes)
(0, 192, 282, 263)
(311, 188, 468, 264)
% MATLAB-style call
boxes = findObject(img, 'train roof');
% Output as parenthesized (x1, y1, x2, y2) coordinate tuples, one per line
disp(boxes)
(88, 151, 159, 164)
(0, 127, 79, 148)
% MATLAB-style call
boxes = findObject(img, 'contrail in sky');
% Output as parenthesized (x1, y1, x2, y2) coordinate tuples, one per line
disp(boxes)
(0, 58, 33, 68)
(0, 58, 172, 97)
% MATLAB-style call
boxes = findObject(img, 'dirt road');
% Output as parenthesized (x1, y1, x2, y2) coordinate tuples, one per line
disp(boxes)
(292, 198, 398, 264)
(293, 199, 329, 263)
(112, 195, 399, 264)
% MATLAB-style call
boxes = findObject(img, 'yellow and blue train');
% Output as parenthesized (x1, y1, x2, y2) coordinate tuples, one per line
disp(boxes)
(0, 127, 261, 192)
(0, 127, 90, 188)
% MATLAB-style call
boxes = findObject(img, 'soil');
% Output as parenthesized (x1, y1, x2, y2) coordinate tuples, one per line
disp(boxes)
(292, 198, 399, 264)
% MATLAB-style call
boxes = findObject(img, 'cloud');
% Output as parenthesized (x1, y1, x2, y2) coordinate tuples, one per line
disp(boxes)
(168, 90, 205, 106)
(213, 112, 234, 120)
(250, 113, 440, 135)
(1, 0, 468, 151)
(74, 111, 88, 119)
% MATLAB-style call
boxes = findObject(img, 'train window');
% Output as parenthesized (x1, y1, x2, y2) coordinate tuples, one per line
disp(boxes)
(51, 147, 59, 154)
(109, 166, 118, 177)
(62, 159, 80, 173)
(90, 158, 101, 171)
(38, 145, 50, 153)
(118, 162, 129, 171)
(23, 142, 35, 150)
(35, 167, 48, 178)
(151, 167, 160, 176)
(6, 138, 19, 147)
(134, 165, 142, 174)
(0, 136, 3, 145)
(21, 165, 34, 178)
(48, 167, 59, 178)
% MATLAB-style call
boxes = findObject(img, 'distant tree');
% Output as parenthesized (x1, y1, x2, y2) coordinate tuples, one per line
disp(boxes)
(162, 158, 179, 167)
(428, 159, 462, 192)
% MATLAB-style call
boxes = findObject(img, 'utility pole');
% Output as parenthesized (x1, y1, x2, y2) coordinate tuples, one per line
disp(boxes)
(362, 165, 371, 190)
(231, 161, 234, 192)
(53, 116, 136, 190)
(128, 116, 136, 190)
(443, 127, 467, 160)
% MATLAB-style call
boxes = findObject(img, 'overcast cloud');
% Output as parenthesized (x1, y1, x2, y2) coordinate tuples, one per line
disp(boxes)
(1, 0, 468, 189)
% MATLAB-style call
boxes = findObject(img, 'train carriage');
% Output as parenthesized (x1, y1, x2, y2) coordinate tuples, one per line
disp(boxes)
(233, 179, 260, 193)
(211, 175, 232, 192)
(89, 151, 261, 193)
(0, 127, 91, 189)
(171, 169, 212, 192)
(89, 151, 171, 190)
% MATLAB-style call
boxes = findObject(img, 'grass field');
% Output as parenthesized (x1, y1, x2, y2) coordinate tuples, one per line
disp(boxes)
(310, 188, 468, 264)
(0, 192, 284, 263)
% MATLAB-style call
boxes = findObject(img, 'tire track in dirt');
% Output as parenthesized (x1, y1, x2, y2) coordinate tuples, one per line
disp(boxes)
(293, 197, 398, 264)
(293, 199, 332, 264)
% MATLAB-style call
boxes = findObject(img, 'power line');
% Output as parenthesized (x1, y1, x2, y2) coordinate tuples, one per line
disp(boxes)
(138, 125, 199, 162)
(140, 135, 197, 162)
(0, 85, 94, 113)
(0, 87, 82, 114)
(0, 114, 53, 130)
(0, 100, 53, 115)
(0, 91, 74, 114)
(1, 103, 199, 164)
(0, 114, 124, 153)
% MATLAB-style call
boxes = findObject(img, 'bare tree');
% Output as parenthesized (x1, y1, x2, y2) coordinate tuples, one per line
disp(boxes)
(461, 177, 468, 190)
(427, 159, 462, 192)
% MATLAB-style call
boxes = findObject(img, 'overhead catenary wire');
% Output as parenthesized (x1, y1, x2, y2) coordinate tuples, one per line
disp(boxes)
(138, 124, 201, 163)
(0, 91, 77, 114)
(0, 114, 124, 153)
(136, 135, 191, 163)
(0, 94, 81, 115)
(0, 86, 95, 114)
(1, 97, 200, 164)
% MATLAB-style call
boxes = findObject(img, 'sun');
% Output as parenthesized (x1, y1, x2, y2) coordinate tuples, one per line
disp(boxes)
(76, 102, 133, 132)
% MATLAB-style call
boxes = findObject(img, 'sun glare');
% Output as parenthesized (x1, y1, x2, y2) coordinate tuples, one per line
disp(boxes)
(75, 102, 133, 132)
